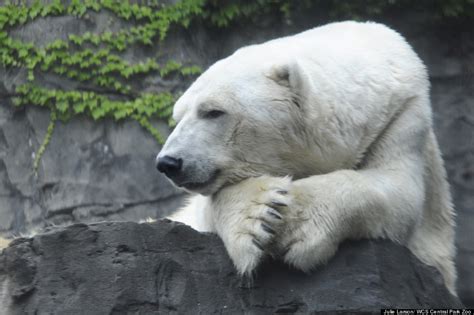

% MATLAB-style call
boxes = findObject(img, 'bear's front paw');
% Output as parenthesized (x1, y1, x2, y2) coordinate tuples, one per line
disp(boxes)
(213, 176, 292, 276)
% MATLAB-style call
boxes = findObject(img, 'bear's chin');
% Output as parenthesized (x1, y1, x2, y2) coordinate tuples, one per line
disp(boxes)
(180, 182, 219, 196)
(176, 170, 222, 196)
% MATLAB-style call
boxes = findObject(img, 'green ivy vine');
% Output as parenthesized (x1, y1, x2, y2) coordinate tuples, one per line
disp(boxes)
(1, 0, 473, 173)
(1, 0, 213, 173)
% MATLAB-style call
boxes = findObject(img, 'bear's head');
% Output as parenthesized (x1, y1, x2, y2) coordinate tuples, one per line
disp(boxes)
(156, 50, 319, 195)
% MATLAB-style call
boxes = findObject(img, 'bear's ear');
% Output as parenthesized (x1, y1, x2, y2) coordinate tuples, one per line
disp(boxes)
(266, 61, 307, 108)
(267, 64, 291, 87)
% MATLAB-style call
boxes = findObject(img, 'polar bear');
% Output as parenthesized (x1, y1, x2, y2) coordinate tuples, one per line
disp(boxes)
(157, 21, 456, 294)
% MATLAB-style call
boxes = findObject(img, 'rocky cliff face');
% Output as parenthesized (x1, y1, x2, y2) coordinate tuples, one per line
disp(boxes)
(0, 7, 472, 306)
(0, 221, 463, 314)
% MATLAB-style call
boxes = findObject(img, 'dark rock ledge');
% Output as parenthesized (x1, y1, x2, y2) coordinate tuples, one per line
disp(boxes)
(0, 220, 463, 314)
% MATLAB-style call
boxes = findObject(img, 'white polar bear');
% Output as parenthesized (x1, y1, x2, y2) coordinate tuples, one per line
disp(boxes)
(156, 21, 456, 295)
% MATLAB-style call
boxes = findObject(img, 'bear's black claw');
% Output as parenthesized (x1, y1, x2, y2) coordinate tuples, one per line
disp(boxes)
(261, 223, 275, 235)
(267, 209, 283, 220)
(270, 200, 287, 207)
(252, 239, 264, 251)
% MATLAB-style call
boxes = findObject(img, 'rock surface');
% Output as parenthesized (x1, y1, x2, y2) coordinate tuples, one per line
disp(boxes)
(0, 221, 463, 314)
(0, 104, 183, 233)
(0, 7, 472, 306)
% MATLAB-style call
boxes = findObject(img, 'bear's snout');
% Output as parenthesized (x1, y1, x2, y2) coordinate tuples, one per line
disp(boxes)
(155, 151, 221, 194)
(156, 155, 183, 179)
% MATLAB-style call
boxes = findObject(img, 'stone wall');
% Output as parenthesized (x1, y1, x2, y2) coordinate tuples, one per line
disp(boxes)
(0, 6, 472, 306)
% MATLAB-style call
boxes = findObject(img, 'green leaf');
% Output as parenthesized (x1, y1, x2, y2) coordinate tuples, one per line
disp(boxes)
(56, 100, 69, 113)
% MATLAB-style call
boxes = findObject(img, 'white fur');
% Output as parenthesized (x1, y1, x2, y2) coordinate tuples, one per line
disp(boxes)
(0, 237, 9, 250)
(162, 21, 456, 294)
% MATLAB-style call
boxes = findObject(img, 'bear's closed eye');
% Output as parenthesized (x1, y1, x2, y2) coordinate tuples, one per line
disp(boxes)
(202, 110, 226, 119)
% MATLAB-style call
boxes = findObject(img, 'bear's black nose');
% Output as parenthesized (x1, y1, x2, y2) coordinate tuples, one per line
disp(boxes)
(156, 155, 183, 178)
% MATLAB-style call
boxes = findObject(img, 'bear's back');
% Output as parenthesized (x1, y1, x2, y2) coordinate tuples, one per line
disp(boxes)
(231, 21, 428, 95)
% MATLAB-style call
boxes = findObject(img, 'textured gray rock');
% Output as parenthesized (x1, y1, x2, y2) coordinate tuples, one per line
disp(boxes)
(0, 221, 463, 314)
(0, 7, 472, 306)
(0, 104, 184, 235)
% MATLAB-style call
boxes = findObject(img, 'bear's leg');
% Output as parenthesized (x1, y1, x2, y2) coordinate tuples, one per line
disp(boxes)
(212, 176, 292, 276)
(277, 164, 425, 271)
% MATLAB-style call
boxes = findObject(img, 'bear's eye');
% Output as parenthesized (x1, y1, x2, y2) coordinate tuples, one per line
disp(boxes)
(202, 109, 226, 119)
